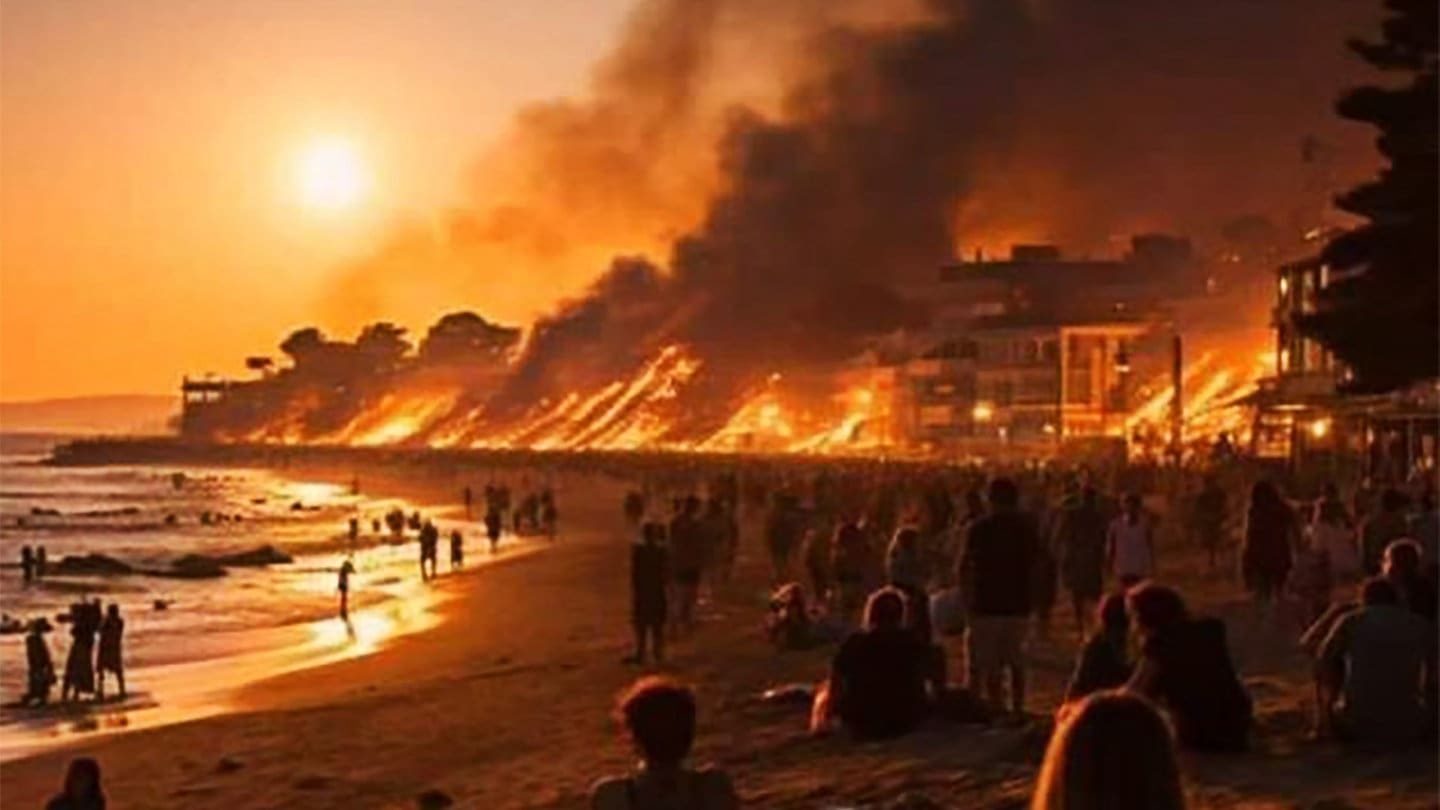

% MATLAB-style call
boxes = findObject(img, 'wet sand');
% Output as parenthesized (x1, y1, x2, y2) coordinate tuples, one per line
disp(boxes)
(1, 467, 1436, 808)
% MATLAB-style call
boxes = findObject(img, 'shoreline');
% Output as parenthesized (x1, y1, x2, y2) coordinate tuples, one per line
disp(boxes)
(0, 457, 550, 763)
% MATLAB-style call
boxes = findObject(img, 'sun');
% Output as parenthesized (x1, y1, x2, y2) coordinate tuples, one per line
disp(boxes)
(296, 137, 368, 211)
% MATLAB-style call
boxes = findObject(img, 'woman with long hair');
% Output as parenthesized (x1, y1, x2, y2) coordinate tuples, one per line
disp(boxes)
(1032, 691, 1185, 810)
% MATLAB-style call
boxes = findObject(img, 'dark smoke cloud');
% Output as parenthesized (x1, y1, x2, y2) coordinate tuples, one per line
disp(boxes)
(290, 0, 1382, 441)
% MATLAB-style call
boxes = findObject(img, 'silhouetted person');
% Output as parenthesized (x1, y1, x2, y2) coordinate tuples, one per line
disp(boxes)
(484, 508, 502, 554)
(629, 522, 668, 665)
(419, 519, 440, 580)
(21, 545, 35, 584)
(960, 477, 1037, 715)
(540, 488, 558, 541)
(450, 529, 464, 570)
(46, 757, 106, 810)
(1126, 583, 1251, 752)
(96, 604, 125, 700)
(61, 600, 98, 702)
(1055, 487, 1107, 637)
(36, 545, 48, 580)
(23, 619, 56, 707)
(590, 677, 737, 810)
(1062, 593, 1131, 704)
(1361, 488, 1410, 575)
(669, 496, 704, 636)
(1315, 577, 1433, 746)
(1192, 474, 1228, 571)
(1032, 691, 1186, 810)
(1242, 481, 1298, 611)
(623, 490, 646, 527)
(824, 588, 931, 740)
(337, 558, 356, 620)
(347, 517, 360, 549)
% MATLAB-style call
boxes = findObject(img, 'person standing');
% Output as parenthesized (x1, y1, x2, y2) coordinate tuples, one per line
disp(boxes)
(484, 507, 503, 555)
(96, 604, 125, 700)
(23, 619, 56, 707)
(36, 545, 48, 580)
(337, 558, 356, 620)
(1193, 474, 1228, 571)
(61, 600, 97, 703)
(1055, 487, 1108, 637)
(629, 522, 669, 665)
(450, 529, 464, 570)
(959, 477, 1038, 716)
(1241, 482, 1298, 611)
(418, 520, 440, 581)
(1106, 493, 1155, 589)
(347, 517, 360, 550)
(21, 545, 35, 584)
(668, 496, 704, 637)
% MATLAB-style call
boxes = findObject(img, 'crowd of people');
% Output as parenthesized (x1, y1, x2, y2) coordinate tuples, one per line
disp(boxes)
(604, 455, 1437, 807)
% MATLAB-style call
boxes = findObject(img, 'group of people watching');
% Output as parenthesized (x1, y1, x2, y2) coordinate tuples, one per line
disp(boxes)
(25, 599, 126, 707)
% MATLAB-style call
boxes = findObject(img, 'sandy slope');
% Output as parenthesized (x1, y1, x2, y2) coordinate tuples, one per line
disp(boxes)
(0, 468, 1435, 809)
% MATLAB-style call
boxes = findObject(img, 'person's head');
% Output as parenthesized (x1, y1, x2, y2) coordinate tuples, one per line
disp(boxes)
(615, 677, 696, 768)
(61, 757, 103, 801)
(1123, 493, 1142, 518)
(1249, 481, 1279, 511)
(1125, 583, 1188, 638)
(988, 478, 1019, 512)
(1032, 691, 1185, 810)
(1359, 577, 1400, 607)
(106, 603, 119, 621)
(1097, 592, 1128, 635)
(862, 587, 907, 632)
(1382, 539, 1422, 582)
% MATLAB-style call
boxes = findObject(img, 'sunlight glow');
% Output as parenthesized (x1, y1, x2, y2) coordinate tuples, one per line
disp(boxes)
(296, 137, 368, 210)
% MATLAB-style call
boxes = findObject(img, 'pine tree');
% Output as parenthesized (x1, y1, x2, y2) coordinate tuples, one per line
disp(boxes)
(1301, 0, 1438, 392)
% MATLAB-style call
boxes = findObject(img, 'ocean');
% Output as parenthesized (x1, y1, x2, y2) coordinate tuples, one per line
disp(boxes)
(0, 433, 478, 758)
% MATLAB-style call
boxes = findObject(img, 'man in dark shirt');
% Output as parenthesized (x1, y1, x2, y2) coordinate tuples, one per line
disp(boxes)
(629, 522, 669, 665)
(959, 477, 1037, 715)
(828, 588, 930, 740)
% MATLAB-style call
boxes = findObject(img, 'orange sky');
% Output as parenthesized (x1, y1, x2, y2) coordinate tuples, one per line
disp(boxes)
(0, 0, 635, 400)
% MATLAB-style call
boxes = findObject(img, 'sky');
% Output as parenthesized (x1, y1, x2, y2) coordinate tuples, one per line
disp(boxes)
(0, 0, 636, 400)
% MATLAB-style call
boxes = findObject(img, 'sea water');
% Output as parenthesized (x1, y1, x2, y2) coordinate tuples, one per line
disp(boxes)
(0, 434, 484, 757)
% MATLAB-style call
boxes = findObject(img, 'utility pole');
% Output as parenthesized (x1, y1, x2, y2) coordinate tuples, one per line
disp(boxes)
(1169, 334, 1184, 461)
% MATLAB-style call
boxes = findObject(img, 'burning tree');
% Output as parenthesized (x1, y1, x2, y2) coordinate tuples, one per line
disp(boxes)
(1303, 0, 1438, 392)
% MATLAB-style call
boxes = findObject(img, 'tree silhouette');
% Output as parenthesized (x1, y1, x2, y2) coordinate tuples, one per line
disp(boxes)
(1301, 0, 1438, 392)
(279, 327, 328, 369)
(354, 322, 411, 372)
(419, 311, 521, 363)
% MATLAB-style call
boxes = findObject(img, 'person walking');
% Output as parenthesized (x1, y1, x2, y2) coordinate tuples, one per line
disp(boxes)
(959, 478, 1039, 716)
(96, 604, 125, 700)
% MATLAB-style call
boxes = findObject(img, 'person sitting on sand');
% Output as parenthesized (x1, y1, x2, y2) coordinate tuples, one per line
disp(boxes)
(591, 677, 737, 810)
(46, 757, 106, 810)
(1125, 583, 1252, 752)
(1062, 592, 1131, 704)
(766, 582, 836, 651)
(628, 522, 668, 665)
(1314, 577, 1434, 746)
(95, 604, 125, 700)
(23, 619, 56, 707)
(823, 587, 932, 740)
(1381, 539, 1438, 624)
(1032, 691, 1186, 810)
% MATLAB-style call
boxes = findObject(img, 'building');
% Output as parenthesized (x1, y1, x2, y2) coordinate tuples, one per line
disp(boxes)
(899, 237, 1200, 458)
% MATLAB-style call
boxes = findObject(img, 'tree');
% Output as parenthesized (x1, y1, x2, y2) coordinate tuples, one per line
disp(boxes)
(418, 311, 521, 363)
(1300, 0, 1438, 392)
(354, 322, 412, 372)
(279, 327, 328, 369)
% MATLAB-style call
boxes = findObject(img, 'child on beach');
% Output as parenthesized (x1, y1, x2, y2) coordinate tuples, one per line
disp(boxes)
(591, 677, 737, 810)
